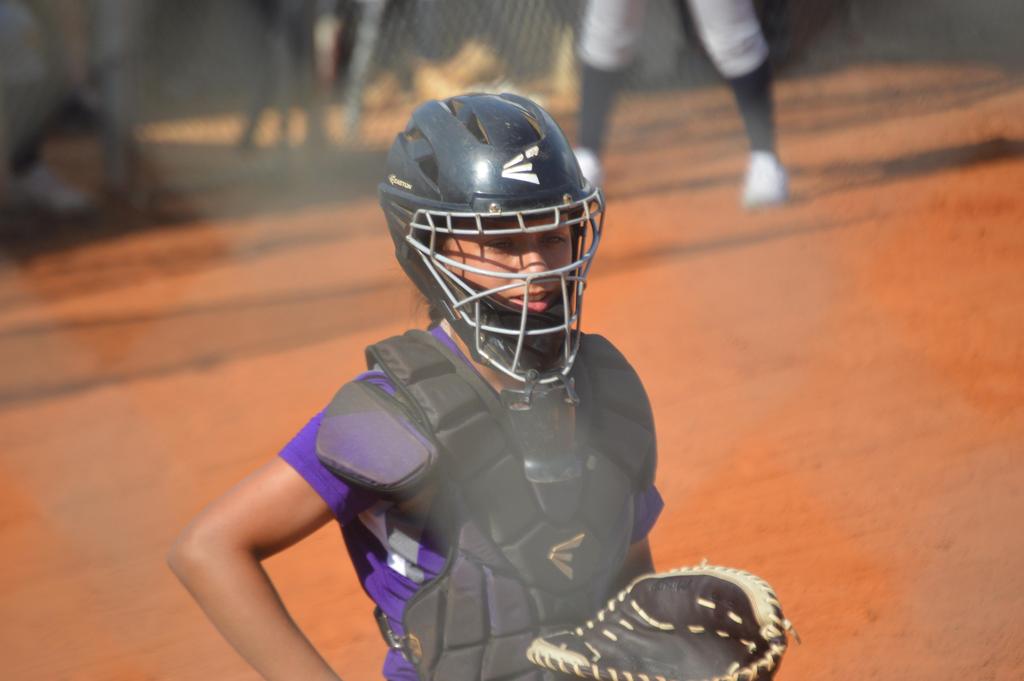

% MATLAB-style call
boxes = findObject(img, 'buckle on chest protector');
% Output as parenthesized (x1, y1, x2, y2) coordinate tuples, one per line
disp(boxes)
(374, 606, 421, 663)
(501, 371, 582, 484)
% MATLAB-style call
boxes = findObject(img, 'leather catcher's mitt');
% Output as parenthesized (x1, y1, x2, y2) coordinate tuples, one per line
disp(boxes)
(527, 561, 796, 681)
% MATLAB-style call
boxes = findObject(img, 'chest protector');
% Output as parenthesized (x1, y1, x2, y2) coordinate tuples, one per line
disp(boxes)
(317, 330, 656, 681)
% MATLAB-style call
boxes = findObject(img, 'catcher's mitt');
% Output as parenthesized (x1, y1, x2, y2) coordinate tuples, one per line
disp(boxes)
(527, 561, 797, 681)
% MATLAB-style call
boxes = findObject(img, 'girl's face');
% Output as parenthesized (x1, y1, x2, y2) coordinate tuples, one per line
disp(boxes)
(440, 220, 573, 314)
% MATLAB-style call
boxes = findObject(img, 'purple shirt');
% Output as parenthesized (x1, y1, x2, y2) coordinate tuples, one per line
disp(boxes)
(280, 327, 663, 680)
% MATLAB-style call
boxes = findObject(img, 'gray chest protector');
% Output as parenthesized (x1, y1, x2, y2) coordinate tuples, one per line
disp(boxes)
(317, 330, 656, 681)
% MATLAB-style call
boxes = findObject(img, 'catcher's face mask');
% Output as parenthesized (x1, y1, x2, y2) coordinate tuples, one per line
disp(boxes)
(405, 191, 604, 385)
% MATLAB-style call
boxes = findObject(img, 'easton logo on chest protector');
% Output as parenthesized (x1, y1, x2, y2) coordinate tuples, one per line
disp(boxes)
(548, 532, 586, 579)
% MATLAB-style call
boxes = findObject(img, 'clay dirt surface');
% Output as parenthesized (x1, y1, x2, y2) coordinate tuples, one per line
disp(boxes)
(1, 60, 1022, 680)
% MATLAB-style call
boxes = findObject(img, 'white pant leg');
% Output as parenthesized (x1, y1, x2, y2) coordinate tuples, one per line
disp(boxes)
(578, 0, 648, 71)
(686, 0, 768, 78)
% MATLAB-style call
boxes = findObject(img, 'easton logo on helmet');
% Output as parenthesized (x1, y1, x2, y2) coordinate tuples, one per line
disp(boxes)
(501, 146, 540, 184)
(388, 174, 412, 190)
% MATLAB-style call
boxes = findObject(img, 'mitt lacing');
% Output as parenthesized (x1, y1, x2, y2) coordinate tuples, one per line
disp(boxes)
(531, 560, 798, 681)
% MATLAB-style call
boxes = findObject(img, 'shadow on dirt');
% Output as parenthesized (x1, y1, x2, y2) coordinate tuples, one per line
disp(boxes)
(795, 136, 1024, 202)
(601, 213, 862, 274)
(0, 211, 864, 410)
(620, 136, 1024, 204)
(615, 73, 1022, 159)
(0, 273, 410, 408)
(0, 146, 386, 263)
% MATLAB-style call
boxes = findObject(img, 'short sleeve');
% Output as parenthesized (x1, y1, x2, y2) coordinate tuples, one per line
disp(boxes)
(278, 410, 377, 526)
(630, 484, 664, 543)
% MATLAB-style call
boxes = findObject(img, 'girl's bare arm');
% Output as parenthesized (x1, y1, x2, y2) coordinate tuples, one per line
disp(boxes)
(167, 457, 342, 681)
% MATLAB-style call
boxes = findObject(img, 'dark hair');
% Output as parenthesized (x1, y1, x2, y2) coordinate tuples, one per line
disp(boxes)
(409, 285, 446, 327)
(428, 304, 446, 326)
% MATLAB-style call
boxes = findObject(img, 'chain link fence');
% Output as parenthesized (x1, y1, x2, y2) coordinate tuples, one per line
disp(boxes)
(122, 0, 697, 198)
(4, 0, 839, 202)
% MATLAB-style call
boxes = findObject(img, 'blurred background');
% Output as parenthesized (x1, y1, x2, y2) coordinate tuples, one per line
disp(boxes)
(1, 1, 1022, 679)
(4, 0, 1020, 232)
(2, 0, 1022, 234)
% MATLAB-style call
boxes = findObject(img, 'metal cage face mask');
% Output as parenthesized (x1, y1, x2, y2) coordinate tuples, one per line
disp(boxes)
(405, 189, 604, 384)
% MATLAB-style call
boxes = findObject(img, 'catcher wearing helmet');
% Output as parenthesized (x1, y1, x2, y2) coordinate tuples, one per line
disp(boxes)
(168, 93, 663, 681)
(167, 93, 793, 681)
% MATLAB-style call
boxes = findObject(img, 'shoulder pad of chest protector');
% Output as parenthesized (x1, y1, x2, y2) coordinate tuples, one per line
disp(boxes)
(577, 333, 657, 492)
(316, 378, 439, 497)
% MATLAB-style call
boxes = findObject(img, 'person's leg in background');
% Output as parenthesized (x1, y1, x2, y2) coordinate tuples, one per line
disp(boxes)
(4, 81, 93, 216)
(575, 0, 647, 187)
(239, 0, 314, 150)
(1, 0, 93, 216)
(8, 86, 46, 178)
(687, 0, 788, 207)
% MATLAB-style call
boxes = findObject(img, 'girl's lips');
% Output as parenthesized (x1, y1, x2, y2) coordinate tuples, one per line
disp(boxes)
(510, 291, 557, 313)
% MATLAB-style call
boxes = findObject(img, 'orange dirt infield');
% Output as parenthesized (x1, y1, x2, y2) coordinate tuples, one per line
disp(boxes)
(1, 62, 1022, 680)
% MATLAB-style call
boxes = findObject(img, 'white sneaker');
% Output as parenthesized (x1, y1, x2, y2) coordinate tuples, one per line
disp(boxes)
(8, 163, 94, 216)
(742, 151, 789, 209)
(573, 147, 604, 188)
